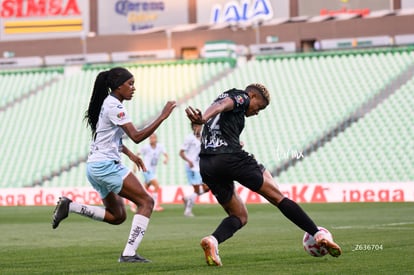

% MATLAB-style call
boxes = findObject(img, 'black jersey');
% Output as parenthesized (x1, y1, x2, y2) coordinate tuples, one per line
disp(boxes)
(200, 89, 250, 155)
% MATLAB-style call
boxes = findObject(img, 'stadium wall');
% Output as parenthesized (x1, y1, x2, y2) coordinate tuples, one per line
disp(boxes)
(1, 183, 413, 206)
(0, 1, 412, 205)
(0, 6, 413, 59)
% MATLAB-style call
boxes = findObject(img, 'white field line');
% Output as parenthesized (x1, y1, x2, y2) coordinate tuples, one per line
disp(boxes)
(332, 222, 414, 230)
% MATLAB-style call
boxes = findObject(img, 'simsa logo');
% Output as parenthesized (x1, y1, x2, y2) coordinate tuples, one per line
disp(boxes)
(0, 0, 81, 18)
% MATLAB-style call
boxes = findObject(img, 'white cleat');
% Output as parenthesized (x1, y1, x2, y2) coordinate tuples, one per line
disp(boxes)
(184, 210, 194, 217)
(200, 236, 222, 266)
(314, 231, 342, 257)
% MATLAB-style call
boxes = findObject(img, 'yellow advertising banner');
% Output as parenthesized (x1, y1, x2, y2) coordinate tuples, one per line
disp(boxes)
(4, 18, 83, 34)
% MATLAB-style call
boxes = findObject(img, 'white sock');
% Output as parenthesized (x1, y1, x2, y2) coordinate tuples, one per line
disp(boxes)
(185, 192, 197, 212)
(122, 214, 150, 256)
(69, 201, 105, 221)
(190, 192, 197, 201)
(153, 192, 158, 207)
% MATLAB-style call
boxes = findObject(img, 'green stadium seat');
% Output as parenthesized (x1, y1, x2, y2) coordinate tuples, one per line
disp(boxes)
(1, 49, 412, 188)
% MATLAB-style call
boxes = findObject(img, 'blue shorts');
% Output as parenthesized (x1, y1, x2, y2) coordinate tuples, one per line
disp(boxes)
(185, 167, 203, 185)
(86, 160, 131, 199)
(143, 170, 156, 184)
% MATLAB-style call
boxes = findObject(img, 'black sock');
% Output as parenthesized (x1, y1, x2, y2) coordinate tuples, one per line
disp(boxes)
(277, 198, 319, 236)
(212, 215, 243, 244)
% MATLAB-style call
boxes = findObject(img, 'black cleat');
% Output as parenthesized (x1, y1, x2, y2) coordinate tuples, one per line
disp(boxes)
(118, 254, 151, 263)
(52, 196, 72, 229)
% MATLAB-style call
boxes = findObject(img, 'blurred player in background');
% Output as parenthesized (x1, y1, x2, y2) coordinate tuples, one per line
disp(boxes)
(134, 133, 168, 212)
(52, 67, 176, 263)
(179, 122, 210, 217)
(185, 83, 341, 266)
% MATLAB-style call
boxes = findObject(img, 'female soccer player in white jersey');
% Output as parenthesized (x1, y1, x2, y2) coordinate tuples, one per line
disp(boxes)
(134, 133, 168, 212)
(179, 122, 209, 217)
(51, 67, 176, 263)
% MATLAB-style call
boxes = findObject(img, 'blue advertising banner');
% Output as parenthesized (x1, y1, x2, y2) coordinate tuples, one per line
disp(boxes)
(196, 0, 289, 24)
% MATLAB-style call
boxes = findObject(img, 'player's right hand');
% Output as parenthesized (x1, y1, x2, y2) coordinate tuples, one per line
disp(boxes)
(161, 100, 177, 120)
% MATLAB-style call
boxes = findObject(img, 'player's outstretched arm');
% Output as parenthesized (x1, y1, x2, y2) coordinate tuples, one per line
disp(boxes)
(185, 97, 234, 124)
(122, 100, 176, 144)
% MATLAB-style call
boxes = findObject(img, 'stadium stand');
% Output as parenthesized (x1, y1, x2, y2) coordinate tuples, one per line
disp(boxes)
(248, 48, 413, 174)
(0, 48, 412, 188)
(0, 59, 234, 188)
(0, 67, 63, 110)
(133, 47, 414, 186)
(277, 75, 414, 183)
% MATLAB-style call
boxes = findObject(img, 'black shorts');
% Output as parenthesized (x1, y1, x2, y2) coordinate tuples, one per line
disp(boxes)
(200, 151, 265, 204)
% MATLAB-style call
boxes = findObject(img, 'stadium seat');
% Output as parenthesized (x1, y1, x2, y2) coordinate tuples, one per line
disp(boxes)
(1, 49, 412, 188)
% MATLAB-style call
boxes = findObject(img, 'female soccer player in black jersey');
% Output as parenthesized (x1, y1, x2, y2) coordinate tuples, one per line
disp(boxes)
(185, 83, 341, 266)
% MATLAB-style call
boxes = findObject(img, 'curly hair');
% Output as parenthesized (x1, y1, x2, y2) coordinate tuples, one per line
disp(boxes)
(245, 83, 270, 104)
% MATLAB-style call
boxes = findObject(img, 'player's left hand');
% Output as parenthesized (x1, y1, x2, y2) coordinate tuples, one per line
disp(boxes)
(185, 106, 204, 124)
(131, 155, 147, 172)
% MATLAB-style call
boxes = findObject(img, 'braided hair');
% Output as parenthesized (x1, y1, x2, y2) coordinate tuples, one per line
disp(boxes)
(84, 67, 133, 135)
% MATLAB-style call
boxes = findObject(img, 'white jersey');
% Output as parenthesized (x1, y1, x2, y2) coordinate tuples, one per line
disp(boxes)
(140, 143, 166, 173)
(181, 134, 201, 172)
(87, 95, 132, 162)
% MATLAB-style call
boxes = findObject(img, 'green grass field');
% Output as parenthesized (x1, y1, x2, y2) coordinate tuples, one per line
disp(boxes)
(1, 202, 413, 274)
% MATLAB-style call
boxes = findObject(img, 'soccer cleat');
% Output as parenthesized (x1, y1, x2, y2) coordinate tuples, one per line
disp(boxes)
(154, 205, 164, 212)
(118, 254, 151, 263)
(200, 236, 222, 266)
(184, 210, 194, 217)
(52, 196, 72, 229)
(314, 231, 342, 257)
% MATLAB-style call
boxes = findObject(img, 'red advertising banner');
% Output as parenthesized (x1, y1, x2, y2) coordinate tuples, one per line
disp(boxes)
(0, 0, 81, 18)
(0, 0, 89, 40)
(298, 0, 391, 17)
(1, 182, 413, 206)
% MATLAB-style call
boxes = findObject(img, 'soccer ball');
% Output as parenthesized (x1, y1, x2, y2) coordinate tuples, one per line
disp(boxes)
(303, 227, 332, 257)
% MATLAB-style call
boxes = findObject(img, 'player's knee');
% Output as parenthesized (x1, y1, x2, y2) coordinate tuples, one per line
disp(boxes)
(133, 194, 154, 211)
(227, 203, 248, 226)
(146, 196, 155, 210)
(232, 211, 248, 226)
(138, 194, 154, 212)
